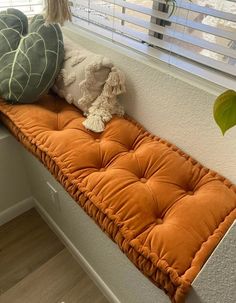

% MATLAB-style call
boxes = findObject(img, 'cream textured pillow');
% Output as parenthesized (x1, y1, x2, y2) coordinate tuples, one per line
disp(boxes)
(53, 37, 126, 132)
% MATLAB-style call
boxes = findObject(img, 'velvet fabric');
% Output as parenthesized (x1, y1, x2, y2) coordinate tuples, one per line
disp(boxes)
(0, 94, 236, 303)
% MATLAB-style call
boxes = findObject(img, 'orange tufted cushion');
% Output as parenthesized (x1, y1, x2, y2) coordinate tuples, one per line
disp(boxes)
(0, 94, 236, 303)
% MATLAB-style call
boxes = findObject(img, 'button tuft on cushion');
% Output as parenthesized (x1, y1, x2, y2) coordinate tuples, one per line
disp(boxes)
(95, 139, 101, 142)
(187, 191, 194, 195)
(140, 178, 147, 183)
(129, 149, 134, 153)
(156, 218, 163, 225)
(99, 168, 106, 172)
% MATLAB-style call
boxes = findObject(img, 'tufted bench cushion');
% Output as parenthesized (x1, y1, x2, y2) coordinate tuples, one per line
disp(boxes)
(0, 94, 236, 303)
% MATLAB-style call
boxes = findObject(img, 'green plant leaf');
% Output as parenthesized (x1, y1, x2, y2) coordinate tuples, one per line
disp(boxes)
(213, 90, 236, 135)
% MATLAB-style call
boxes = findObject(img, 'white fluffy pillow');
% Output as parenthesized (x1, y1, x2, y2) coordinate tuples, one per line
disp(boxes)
(53, 37, 126, 132)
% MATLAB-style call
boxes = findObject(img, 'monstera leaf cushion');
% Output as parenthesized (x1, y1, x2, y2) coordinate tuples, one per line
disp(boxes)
(0, 8, 64, 104)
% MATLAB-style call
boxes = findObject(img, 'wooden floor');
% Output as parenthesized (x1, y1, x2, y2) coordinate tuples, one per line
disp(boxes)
(0, 209, 109, 303)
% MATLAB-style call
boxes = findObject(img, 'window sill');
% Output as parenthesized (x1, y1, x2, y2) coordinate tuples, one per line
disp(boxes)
(64, 22, 235, 96)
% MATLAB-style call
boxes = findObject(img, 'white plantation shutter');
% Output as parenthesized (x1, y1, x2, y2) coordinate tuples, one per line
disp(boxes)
(0, 0, 43, 17)
(70, 0, 236, 78)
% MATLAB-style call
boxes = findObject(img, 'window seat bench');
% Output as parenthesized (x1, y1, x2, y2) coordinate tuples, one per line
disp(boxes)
(0, 94, 235, 303)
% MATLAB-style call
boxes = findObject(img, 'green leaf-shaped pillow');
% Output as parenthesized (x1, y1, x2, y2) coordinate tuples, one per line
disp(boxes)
(0, 8, 64, 104)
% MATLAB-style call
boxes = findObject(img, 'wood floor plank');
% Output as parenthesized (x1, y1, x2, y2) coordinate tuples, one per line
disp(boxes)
(56, 274, 109, 303)
(0, 249, 83, 303)
(0, 209, 109, 303)
(0, 208, 43, 247)
(0, 209, 64, 294)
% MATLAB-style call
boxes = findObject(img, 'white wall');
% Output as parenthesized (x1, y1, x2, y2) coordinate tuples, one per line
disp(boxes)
(186, 220, 236, 303)
(63, 24, 236, 184)
(0, 126, 31, 213)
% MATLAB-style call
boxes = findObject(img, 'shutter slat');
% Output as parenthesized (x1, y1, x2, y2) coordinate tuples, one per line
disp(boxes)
(160, 0, 236, 22)
(0, 2, 42, 8)
(0, 1, 43, 15)
(103, 0, 236, 41)
(71, 0, 236, 79)
(72, 14, 236, 77)
(76, 1, 236, 59)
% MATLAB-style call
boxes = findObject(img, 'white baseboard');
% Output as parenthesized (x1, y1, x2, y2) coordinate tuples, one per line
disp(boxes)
(0, 197, 34, 226)
(33, 198, 120, 303)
